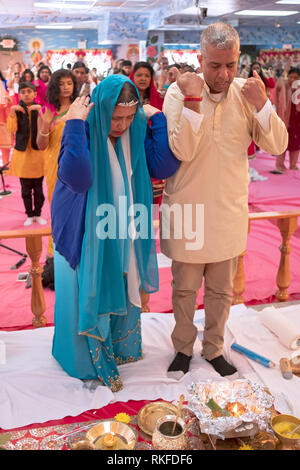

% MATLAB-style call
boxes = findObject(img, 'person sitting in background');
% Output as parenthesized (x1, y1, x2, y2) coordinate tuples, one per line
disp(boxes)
(7, 82, 46, 226)
(34, 65, 52, 107)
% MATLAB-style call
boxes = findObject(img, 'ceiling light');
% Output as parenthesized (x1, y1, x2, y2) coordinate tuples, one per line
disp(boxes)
(276, 1, 300, 4)
(34, 2, 95, 9)
(235, 10, 299, 16)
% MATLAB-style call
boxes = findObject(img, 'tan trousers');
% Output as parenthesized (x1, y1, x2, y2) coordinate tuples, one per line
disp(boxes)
(171, 257, 238, 360)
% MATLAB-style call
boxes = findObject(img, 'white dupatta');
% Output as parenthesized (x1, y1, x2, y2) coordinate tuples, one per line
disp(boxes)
(107, 130, 141, 308)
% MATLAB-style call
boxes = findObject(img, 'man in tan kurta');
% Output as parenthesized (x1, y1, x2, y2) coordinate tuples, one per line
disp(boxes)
(162, 23, 288, 378)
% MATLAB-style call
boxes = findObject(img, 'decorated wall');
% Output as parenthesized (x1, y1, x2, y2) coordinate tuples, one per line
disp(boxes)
(146, 25, 300, 65)
(1, 24, 300, 73)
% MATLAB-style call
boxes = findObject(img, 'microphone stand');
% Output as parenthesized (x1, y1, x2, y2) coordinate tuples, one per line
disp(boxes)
(0, 163, 12, 196)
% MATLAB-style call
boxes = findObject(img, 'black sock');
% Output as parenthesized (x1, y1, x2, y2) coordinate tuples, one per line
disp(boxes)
(168, 352, 192, 374)
(206, 355, 237, 376)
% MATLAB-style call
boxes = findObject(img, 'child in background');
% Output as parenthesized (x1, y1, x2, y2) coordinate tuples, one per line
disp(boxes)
(7, 81, 47, 226)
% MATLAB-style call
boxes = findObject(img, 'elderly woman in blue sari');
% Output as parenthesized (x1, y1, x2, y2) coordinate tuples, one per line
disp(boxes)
(51, 74, 180, 392)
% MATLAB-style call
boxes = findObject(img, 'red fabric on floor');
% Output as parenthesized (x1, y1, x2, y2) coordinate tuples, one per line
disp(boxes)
(0, 399, 156, 434)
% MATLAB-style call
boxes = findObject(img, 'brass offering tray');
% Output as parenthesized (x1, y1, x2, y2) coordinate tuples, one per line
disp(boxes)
(137, 401, 179, 436)
(85, 420, 137, 450)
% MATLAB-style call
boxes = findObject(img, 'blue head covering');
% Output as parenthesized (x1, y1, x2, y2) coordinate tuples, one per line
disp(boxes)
(77, 74, 159, 340)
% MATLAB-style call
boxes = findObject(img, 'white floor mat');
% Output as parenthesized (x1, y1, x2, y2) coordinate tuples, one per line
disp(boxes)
(0, 304, 298, 430)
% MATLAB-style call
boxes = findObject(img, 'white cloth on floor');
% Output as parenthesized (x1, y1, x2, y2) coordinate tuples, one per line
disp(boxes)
(0, 307, 245, 430)
(225, 305, 300, 418)
(0, 304, 299, 429)
(259, 306, 300, 350)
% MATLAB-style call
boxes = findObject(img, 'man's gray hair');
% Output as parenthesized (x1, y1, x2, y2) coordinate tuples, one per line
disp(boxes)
(200, 22, 240, 55)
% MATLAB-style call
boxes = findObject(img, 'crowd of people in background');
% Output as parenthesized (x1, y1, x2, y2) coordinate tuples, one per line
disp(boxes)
(0, 50, 299, 285)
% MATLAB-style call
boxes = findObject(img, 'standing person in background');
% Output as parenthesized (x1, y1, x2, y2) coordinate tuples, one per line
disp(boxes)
(121, 60, 132, 77)
(162, 22, 288, 379)
(89, 69, 98, 94)
(130, 61, 163, 110)
(35, 65, 52, 107)
(37, 69, 78, 290)
(129, 62, 165, 206)
(20, 69, 35, 84)
(157, 64, 182, 98)
(273, 66, 300, 173)
(243, 62, 277, 159)
(8, 71, 20, 105)
(6, 62, 23, 90)
(248, 62, 276, 103)
(7, 82, 46, 226)
(153, 53, 169, 89)
(0, 71, 12, 166)
(108, 58, 124, 76)
(72, 62, 90, 96)
(129, 61, 165, 312)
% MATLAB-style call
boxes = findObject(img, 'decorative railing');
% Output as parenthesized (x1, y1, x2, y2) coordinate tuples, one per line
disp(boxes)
(233, 211, 300, 304)
(0, 227, 51, 328)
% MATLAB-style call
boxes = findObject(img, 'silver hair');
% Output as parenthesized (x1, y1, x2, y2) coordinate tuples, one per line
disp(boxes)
(200, 22, 240, 55)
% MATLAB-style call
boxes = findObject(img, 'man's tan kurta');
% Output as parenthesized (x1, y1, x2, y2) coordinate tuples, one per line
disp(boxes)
(161, 77, 288, 264)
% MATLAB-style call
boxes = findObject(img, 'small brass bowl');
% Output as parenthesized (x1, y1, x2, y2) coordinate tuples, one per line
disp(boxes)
(271, 414, 300, 449)
(85, 420, 137, 450)
(72, 440, 96, 450)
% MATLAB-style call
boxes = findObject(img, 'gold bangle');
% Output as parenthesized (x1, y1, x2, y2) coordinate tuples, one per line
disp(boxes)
(40, 130, 50, 137)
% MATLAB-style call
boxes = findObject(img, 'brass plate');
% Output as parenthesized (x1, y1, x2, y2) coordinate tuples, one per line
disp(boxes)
(85, 420, 137, 450)
(137, 402, 179, 436)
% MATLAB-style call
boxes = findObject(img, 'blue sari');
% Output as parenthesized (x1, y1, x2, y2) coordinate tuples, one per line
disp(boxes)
(52, 75, 159, 391)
